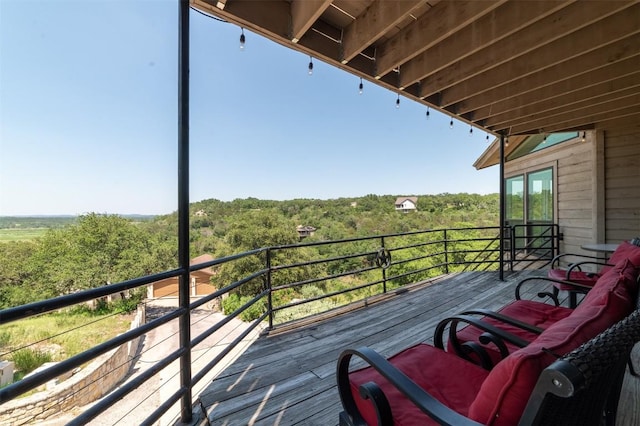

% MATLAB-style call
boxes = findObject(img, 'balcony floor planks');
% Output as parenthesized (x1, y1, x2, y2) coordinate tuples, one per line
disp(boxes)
(196, 270, 637, 425)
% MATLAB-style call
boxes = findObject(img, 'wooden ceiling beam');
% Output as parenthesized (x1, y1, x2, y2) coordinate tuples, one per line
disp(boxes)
(483, 73, 640, 128)
(195, 0, 291, 39)
(374, 0, 506, 79)
(487, 86, 640, 130)
(506, 101, 640, 135)
(340, 0, 426, 64)
(470, 59, 640, 121)
(594, 114, 640, 133)
(290, 0, 333, 43)
(400, 1, 574, 91)
(440, 3, 640, 107)
(454, 33, 640, 116)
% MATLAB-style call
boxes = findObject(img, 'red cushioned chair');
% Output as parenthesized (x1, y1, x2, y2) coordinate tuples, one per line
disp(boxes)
(548, 240, 640, 307)
(337, 310, 640, 426)
(337, 260, 639, 425)
(437, 253, 640, 370)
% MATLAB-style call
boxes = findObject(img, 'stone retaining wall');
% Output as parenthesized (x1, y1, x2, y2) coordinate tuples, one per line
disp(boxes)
(0, 306, 145, 425)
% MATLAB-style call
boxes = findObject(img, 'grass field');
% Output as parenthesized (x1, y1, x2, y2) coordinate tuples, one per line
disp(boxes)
(0, 310, 132, 366)
(0, 228, 48, 242)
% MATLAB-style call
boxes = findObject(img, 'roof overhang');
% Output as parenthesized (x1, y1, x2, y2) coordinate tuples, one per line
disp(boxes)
(192, 0, 640, 137)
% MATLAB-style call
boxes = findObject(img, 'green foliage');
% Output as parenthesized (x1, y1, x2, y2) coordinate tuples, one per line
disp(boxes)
(0, 213, 176, 308)
(221, 293, 266, 322)
(11, 348, 53, 375)
(0, 193, 499, 310)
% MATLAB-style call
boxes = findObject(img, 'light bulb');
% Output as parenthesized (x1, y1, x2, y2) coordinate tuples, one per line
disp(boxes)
(396, 95, 400, 109)
(486, 134, 490, 142)
(308, 57, 313, 75)
(505, 138, 509, 147)
(426, 108, 430, 120)
(581, 132, 586, 142)
(449, 119, 453, 129)
(469, 127, 473, 136)
(239, 28, 245, 50)
(359, 78, 363, 95)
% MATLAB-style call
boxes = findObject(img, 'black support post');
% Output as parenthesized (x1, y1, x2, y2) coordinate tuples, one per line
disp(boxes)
(178, 0, 193, 422)
(499, 132, 506, 281)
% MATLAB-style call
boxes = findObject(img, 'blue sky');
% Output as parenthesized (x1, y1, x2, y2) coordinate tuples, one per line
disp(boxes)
(0, 1, 498, 216)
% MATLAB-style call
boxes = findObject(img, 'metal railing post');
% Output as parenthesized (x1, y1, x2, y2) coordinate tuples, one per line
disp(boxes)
(443, 229, 449, 274)
(266, 248, 273, 330)
(380, 237, 387, 293)
(499, 132, 506, 280)
(509, 225, 515, 271)
(177, 0, 192, 422)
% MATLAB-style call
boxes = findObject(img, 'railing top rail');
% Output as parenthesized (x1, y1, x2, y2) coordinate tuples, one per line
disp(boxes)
(269, 226, 503, 251)
(0, 268, 183, 325)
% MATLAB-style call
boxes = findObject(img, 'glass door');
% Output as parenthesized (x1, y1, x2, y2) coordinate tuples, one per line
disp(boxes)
(506, 175, 525, 249)
(527, 168, 553, 252)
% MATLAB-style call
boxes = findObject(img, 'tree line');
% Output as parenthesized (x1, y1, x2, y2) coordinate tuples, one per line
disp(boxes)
(0, 193, 499, 308)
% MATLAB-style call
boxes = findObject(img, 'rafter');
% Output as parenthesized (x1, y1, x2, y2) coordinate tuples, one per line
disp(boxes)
(594, 114, 640, 133)
(400, 1, 575, 90)
(193, 0, 640, 137)
(428, 1, 639, 103)
(290, 0, 333, 43)
(482, 74, 640, 128)
(470, 60, 640, 122)
(507, 101, 640, 135)
(455, 33, 640, 116)
(488, 87, 640, 130)
(340, 0, 425, 64)
(374, 0, 506, 79)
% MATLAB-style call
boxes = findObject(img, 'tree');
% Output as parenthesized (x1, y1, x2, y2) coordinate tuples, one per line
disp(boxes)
(30, 213, 176, 297)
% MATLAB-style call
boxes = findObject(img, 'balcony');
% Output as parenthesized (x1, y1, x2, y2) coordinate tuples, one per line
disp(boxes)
(3, 0, 640, 424)
(1, 225, 567, 424)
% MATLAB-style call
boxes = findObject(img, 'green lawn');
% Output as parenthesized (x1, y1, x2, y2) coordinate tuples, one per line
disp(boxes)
(0, 228, 47, 242)
(0, 310, 132, 365)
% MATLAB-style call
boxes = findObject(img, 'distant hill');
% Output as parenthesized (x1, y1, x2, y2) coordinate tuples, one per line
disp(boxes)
(0, 215, 156, 229)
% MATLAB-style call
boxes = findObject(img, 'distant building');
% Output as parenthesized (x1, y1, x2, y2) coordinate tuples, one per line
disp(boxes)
(296, 225, 316, 239)
(395, 197, 418, 213)
(148, 254, 216, 299)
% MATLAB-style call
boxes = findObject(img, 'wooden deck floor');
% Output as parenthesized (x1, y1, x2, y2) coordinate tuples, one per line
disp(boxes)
(195, 270, 640, 425)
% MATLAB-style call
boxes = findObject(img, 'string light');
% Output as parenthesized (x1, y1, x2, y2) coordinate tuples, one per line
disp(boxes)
(396, 93, 400, 109)
(308, 56, 313, 75)
(486, 134, 490, 142)
(505, 137, 509, 147)
(469, 126, 473, 136)
(543, 134, 547, 144)
(426, 107, 430, 120)
(239, 28, 245, 50)
(582, 131, 586, 142)
(449, 118, 454, 129)
(359, 78, 363, 95)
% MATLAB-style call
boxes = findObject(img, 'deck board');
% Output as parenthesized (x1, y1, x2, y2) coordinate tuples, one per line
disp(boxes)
(196, 271, 638, 425)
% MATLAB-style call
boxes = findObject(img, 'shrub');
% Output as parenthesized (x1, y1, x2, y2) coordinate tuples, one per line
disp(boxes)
(11, 348, 53, 375)
(222, 294, 266, 322)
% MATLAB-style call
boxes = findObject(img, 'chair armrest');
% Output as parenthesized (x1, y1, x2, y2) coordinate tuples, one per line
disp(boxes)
(551, 252, 601, 268)
(337, 346, 484, 426)
(434, 315, 531, 368)
(515, 276, 592, 305)
(566, 260, 612, 275)
(460, 308, 544, 334)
